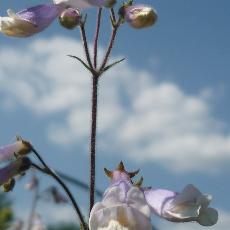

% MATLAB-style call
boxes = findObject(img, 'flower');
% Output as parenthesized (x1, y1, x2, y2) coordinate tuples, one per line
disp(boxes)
(0, 4, 65, 37)
(144, 184, 218, 226)
(53, 0, 116, 9)
(89, 162, 218, 230)
(120, 4, 157, 29)
(0, 157, 31, 186)
(0, 138, 32, 163)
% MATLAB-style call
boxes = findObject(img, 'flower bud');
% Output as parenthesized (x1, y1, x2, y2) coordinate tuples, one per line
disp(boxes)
(59, 8, 81, 30)
(3, 178, 15, 192)
(121, 4, 157, 29)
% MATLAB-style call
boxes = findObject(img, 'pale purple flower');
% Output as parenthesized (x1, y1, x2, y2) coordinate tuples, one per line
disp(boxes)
(0, 157, 31, 186)
(89, 162, 218, 229)
(0, 139, 32, 163)
(0, 4, 65, 37)
(53, 0, 116, 9)
(144, 184, 218, 226)
(121, 4, 157, 29)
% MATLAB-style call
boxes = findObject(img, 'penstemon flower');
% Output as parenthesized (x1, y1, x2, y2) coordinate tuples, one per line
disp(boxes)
(89, 162, 218, 229)
(0, 138, 32, 163)
(0, 4, 65, 37)
(0, 157, 31, 186)
(53, 0, 116, 8)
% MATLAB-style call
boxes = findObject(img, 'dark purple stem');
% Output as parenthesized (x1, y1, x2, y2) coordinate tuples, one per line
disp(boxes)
(99, 25, 118, 72)
(89, 75, 99, 212)
(80, 22, 93, 71)
(93, 8, 102, 69)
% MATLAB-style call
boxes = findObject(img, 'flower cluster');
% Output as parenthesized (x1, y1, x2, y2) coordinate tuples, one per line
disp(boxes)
(0, 0, 157, 37)
(89, 162, 218, 229)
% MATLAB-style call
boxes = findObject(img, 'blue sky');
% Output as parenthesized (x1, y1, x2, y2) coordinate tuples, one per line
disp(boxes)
(0, 0, 230, 229)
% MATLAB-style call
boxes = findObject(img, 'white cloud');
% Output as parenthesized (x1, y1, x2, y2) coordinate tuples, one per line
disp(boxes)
(155, 210, 230, 230)
(1, 36, 230, 172)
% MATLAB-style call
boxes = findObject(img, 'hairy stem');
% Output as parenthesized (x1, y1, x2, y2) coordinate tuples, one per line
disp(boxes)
(89, 75, 99, 212)
(80, 22, 93, 71)
(94, 8, 102, 69)
(100, 25, 118, 72)
(31, 149, 88, 230)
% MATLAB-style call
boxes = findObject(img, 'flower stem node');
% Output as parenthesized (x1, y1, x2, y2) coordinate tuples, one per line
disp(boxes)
(120, 4, 157, 29)
(59, 8, 81, 29)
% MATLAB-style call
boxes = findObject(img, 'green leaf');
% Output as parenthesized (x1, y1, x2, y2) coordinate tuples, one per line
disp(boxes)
(102, 58, 125, 74)
(68, 55, 92, 73)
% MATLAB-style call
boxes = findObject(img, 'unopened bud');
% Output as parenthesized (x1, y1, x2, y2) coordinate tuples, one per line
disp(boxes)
(3, 178, 15, 192)
(59, 8, 81, 29)
(121, 4, 157, 29)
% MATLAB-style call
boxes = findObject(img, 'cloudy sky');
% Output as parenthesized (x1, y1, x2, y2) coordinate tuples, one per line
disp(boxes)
(0, 0, 230, 229)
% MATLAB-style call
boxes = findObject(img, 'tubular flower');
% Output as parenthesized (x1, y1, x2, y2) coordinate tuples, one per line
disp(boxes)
(53, 0, 116, 9)
(0, 138, 32, 163)
(121, 4, 157, 29)
(89, 162, 218, 230)
(0, 4, 65, 37)
(0, 157, 31, 186)
(144, 184, 218, 226)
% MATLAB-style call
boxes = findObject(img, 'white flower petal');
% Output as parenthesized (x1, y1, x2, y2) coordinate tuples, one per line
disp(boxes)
(126, 187, 151, 218)
(89, 204, 152, 230)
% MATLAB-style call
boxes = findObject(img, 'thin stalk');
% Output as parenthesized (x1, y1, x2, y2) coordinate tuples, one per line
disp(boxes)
(31, 149, 88, 230)
(26, 183, 39, 230)
(80, 22, 94, 71)
(93, 8, 102, 69)
(57, 171, 103, 197)
(99, 25, 118, 72)
(89, 75, 99, 212)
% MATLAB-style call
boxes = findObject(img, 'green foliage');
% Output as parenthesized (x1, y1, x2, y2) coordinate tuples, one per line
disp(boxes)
(48, 223, 80, 230)
(0, 193, 13, 229)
